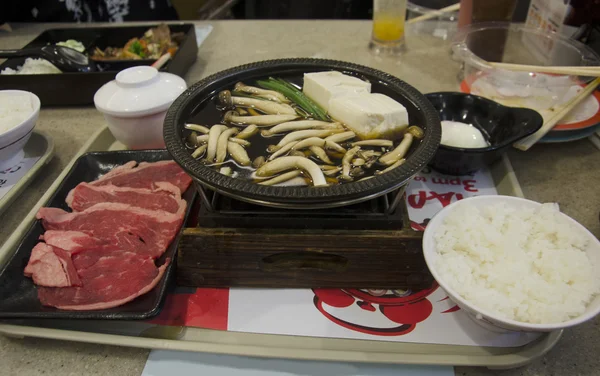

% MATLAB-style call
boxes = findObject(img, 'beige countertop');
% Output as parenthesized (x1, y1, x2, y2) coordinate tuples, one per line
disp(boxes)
(1, 20, 600, 376)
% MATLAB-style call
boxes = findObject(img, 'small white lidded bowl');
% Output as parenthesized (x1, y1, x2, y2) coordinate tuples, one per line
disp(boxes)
(94, 66, 187, 149)
(0, 90, 40, 168)
(423, 195, 600, 333)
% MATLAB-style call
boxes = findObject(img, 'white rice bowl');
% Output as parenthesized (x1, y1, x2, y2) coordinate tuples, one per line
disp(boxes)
(423, 195, 600, 332)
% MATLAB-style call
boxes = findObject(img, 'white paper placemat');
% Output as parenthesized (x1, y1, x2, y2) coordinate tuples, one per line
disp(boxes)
(0, 155, 42, 200)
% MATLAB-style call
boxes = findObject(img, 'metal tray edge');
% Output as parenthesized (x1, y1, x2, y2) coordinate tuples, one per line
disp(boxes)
(0, 137, 559, 368)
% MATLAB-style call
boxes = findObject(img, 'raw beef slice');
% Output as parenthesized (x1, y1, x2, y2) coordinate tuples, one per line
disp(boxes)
(36, 202, 185, 258)
(24, 243, 81, 287)
(92, 160, 191, 192)
(38, 250, 168, 310)
(66, 182, 184, 213)
(41, 230, 109, 253)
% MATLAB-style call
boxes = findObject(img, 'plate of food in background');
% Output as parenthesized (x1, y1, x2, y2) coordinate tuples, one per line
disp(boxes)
(0, 24, 198, 106)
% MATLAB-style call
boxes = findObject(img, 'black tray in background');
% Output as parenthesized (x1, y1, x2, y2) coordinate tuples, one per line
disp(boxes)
(0, 150, 196, 320)
(0, 24, 198, 106)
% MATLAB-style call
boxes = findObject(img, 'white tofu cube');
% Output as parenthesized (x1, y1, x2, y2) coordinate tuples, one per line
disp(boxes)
(303, 71, 371, 112)
(328, 93, 409, 139)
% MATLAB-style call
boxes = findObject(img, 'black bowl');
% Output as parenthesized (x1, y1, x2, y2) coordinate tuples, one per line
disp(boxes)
(426, 92, 543, 175)
(164, 58, 441, 209)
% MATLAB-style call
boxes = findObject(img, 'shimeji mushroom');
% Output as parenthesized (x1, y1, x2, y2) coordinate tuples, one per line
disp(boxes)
(256, 156, 327, 186)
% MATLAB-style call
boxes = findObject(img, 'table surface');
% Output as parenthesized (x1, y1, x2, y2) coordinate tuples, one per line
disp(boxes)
(1, 20, 599, 376)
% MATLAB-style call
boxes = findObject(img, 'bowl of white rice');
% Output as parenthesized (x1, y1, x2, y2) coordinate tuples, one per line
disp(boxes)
(423, 195, 600, 332)
(0, 90, 40, 167)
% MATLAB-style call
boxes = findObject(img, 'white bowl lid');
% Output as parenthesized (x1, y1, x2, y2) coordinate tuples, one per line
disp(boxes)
(94, 66, 187, 118)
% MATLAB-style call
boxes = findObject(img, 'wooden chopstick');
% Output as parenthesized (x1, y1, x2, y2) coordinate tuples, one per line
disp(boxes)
(406, 3, 460, 24)
(490, 62, 600, 77)
(589, 132, 600, 151)
(513, 77, 600, 151)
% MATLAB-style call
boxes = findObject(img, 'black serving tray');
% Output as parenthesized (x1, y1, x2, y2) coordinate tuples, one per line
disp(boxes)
(0, 150, 196, 320)
(0, 24, 197, 106)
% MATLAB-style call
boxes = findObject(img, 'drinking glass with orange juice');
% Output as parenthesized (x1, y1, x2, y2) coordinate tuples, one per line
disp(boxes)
(369, 0, 408, 54)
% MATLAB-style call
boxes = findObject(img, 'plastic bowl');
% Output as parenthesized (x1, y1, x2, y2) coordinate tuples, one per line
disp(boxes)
(453, 23, 600, 113)
(426, 92, 542, 175)
(423, 195, 600, 332)
(0, 90, 40, 167)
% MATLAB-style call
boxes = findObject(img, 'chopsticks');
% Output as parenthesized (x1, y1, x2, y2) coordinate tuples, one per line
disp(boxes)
(589, 131, 600, 151)
(406, 3, 460, 24)
(151, 52, 171, 70)
(489, 62, 600, 77)
(513, 77, 600, 151)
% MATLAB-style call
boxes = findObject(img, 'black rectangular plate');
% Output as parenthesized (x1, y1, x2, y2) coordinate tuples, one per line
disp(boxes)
(0, 24, 198, 106)
(0, 150, 196, 320)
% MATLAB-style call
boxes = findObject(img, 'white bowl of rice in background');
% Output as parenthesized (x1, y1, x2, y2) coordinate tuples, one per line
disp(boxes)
(0, 90, 40, 167)
(423, 195, 600, 332)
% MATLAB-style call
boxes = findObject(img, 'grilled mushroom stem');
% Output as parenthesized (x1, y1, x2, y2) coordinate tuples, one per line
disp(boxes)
(196, 134, 209, 143)
(351, 139, 393, 147)
(352, 158, 366, 166)
(277, 129, 340, 147)
(224, 111, 298, 126)
(235, 82, 290, 103)
(289, 150, 307, 157)
(262, 121, 342, 136)
(221, 90, 296, 115)
(215, 128, 239, 163)
(292, 137, 326, 150)
(227, 141, 251, 166)
(235, 124, 259, 139)
(376, 158, 406, 175)
(379, 133, 413, 165)
(359, 150, 382, 159)
(341, 146, 361, 181)
(191, 144, 208, 159)
(185, 124, 210, 134)
(269, 141, 298, 160)
(309, 145, 333, 164)
(252, 156, 266, 169)
(258, 170, 302, 186)
(325, 131, 356, 143)
(324, 141, 346, 153)
(256, 157, 327, 186)
(321, 166, 342, 176)
(228, 138, 250, 146)
(206, 125, 229, 162)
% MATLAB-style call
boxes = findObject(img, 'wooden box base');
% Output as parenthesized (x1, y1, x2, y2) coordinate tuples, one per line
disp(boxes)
(177, 224, 432, 289)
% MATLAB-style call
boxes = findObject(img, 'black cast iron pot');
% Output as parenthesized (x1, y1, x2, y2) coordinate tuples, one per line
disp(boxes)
(164, 58, 441, 209)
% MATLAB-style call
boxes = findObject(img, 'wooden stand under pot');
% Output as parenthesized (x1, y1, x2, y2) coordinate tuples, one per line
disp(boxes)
(176, 184, 432, 290)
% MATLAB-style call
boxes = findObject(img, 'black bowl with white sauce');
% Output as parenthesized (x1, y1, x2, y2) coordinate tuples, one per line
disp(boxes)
(426, 92, 543, 176)
(164, 58, 441, 209)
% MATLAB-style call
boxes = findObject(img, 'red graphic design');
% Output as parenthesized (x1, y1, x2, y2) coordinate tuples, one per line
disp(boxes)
(407, 191, 464, 209)
(312, 282, 444, 336)
(150, 287, 229, 330)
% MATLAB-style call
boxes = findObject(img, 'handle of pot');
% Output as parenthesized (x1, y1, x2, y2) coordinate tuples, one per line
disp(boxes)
(260, 251, 348, 272)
